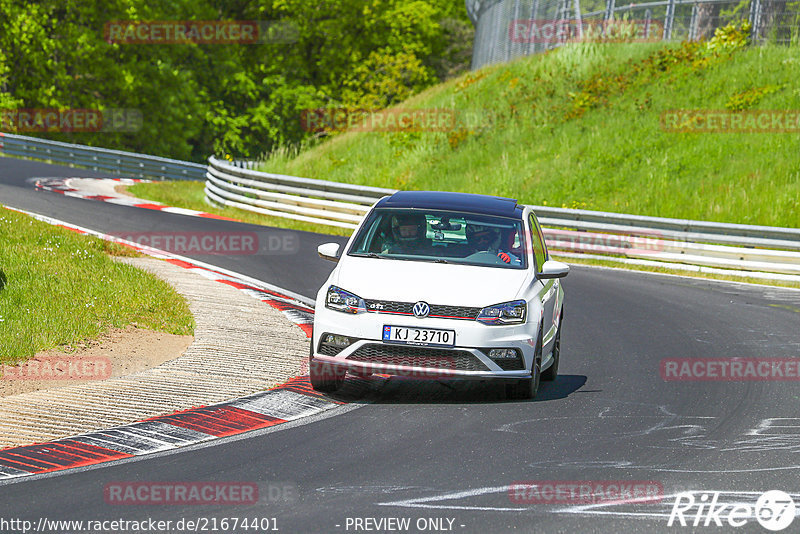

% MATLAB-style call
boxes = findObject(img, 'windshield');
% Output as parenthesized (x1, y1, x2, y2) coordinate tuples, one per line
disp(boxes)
(348, 209, 527, 269)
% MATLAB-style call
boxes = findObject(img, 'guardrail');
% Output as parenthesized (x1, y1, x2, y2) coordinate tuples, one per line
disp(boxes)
(0, 131, 204, 181)
(205, 157, 800, 281)
(205, 156, 395, 229)
(3, 132, 797, 281)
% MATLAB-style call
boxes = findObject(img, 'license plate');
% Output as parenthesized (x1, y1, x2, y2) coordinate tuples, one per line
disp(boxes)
(382, 325, 455, 347)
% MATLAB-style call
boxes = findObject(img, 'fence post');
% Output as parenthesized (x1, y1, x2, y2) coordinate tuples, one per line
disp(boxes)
(749, 0, 762, 41)
(604, 0, 616, 21)
(644, 8, 653, 39)
(527, 0, 540, 55)
(512, 0, 521, 52)
(664, 0, 676, 39)
(689, 3, 699, 40)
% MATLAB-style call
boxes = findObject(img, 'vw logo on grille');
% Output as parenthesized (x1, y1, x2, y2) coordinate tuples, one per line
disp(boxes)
(413, 301, 430, 318)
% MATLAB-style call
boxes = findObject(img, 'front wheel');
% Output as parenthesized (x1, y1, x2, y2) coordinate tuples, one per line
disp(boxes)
(506, 328, 542, 400)
(506, 357, 540, 400)
(542, 314, 562, 382)
(309, 359, 345, 392)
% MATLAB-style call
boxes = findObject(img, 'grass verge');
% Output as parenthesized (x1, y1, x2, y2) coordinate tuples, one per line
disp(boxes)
(0, 207, 195, 365)
(259, 39, 800, 228)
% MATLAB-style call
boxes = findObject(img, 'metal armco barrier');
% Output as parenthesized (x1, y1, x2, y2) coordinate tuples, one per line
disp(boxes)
(204, 156, 800, 280)
(205, 156, 395, 229)
(2, 131, 796, 281)
(0, 131, 205, 181)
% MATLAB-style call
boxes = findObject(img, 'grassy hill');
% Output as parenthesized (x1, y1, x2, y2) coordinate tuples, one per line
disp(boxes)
(257, 29, 800, 228)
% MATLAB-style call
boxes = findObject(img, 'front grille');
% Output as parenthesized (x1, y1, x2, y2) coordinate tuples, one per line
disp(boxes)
(365, 300, 412, 314)
(364, 300, 481, 320)
(431, 304, 482, 320)
(492, 355, 525, 371)
(318, 343, 345, 357)
(347, 344, 489, 371)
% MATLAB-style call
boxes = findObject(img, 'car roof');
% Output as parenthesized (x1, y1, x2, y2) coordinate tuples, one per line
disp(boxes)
(375, 191, 523, 218)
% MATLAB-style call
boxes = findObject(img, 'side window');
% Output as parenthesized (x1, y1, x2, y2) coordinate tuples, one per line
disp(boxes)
(528, 213, 547, 271)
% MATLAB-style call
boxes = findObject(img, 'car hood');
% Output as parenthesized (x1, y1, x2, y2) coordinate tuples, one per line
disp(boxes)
(333, 257, 530, 306)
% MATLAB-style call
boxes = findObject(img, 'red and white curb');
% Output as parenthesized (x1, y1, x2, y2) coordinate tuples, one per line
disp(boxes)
(0, 206, 376, 480)
(33, 177, 238, 221)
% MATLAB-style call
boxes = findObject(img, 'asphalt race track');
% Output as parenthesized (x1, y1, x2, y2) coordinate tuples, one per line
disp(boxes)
(2, 156, 800, 533)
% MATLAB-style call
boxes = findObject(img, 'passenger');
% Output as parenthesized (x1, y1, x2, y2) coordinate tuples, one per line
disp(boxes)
(466, 224, 520, 264)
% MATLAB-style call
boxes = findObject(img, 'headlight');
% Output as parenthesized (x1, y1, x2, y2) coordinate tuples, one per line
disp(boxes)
(477, 300, 527, 325)
(325, 285, 367, 314)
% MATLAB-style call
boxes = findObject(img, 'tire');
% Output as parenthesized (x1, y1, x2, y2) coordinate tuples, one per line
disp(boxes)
(542, 313, 562, 382)
(309, 329, 345, 393)
(506, 327, 542, 400)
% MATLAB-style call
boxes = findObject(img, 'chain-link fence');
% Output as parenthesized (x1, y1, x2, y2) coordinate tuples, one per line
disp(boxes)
(467, 0, 800, 68)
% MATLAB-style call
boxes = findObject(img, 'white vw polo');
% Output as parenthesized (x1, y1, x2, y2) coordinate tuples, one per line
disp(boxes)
(310, 191, 568, 399)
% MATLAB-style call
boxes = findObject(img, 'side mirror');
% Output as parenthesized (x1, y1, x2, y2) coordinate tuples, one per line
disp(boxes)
(318, 242, 341, 262)
(537, 259, 570, 279)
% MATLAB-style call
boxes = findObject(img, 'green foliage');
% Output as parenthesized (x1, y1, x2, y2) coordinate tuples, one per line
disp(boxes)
(340, 48, 435, 108)
(706, 20, 752, 52)
(562, 24, 761, 121)
(726, 84, 783, 110)
(0, 0, 472, 161)
(253, 41, 800, 228)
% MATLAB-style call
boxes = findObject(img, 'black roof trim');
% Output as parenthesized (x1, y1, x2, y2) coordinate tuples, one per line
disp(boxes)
(375, 191, 522, 218)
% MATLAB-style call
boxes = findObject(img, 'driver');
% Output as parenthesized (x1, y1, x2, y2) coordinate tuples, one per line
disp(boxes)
(466, 224, 520, 264)
(382, 212, 432, 254)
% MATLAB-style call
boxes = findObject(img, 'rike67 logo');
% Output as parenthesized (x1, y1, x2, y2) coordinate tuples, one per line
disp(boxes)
(668, 491, 796, 531)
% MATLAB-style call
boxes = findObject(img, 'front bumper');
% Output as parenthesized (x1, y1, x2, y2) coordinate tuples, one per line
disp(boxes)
(311, 305, 539, 379)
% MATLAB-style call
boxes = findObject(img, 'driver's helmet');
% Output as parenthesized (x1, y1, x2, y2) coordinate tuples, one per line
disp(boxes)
(391, 212, 427, 244)
(466, 223, 501, 251)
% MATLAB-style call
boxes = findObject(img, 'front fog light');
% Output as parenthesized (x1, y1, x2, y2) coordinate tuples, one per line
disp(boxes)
(324, 334, 351, 348)
(489, 348, 518, 359)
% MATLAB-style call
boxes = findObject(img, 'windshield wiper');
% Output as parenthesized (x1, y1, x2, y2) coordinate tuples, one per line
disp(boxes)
(433, 258, 449, 263)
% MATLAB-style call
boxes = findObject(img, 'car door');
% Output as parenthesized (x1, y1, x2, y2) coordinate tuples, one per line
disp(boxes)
(529, 212, 558, 352)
